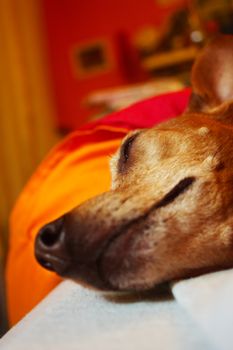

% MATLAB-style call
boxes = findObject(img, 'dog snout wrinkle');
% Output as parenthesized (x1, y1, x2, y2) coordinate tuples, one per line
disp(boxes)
(35, 177, 195, 289)
(97, 176, 196, 287)
(155, 177, 196, 208)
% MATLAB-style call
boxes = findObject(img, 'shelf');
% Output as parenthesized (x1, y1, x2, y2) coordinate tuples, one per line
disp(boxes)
(142, 46, 199, 71)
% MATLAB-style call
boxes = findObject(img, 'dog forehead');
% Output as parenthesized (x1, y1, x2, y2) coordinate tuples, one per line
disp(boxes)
(146, 113, 232, 143)
(141, 121, 211, 149)
(131, 117, 232, 169)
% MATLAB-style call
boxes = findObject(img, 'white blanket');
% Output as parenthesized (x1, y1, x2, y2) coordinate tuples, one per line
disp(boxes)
(173, 269, 233, 350)
(1, 269, 233, 350)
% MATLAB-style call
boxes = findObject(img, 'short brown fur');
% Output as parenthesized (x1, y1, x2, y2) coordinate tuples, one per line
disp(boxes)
(36, 35, 233, 291)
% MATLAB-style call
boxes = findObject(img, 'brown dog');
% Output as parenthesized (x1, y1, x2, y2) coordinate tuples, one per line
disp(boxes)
(35, 35, 233, 292)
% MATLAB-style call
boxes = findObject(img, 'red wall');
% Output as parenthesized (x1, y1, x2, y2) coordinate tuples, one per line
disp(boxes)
(42, 0, 186, 130)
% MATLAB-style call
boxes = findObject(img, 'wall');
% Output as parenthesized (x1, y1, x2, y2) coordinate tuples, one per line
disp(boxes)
(42, 0, 187, 130)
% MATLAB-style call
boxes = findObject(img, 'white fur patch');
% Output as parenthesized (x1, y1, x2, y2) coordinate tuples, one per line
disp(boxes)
(220, 225, 232, 245)
(198, 127, 209, 136)
(203, 155, 221, 171)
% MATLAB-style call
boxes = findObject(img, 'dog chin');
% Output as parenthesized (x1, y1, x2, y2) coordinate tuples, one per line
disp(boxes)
(62, 257, 157, 292)
(99, 255, 158, 292)
(74, 273, 158, 292)
(105, 275, 158, 292)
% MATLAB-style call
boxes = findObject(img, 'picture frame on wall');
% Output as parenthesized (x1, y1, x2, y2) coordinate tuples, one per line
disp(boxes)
(72, 39, 113, 78)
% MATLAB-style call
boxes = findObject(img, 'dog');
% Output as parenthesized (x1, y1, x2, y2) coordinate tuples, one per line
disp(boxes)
(35, 35, 233, 292)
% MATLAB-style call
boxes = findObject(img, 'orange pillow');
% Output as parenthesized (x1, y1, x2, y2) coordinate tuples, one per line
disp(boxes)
(6, 89, 191, 325)
(6, 126, 128, 325)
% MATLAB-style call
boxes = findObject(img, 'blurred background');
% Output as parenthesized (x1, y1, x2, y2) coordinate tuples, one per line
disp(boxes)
(0, 0, 233, 333)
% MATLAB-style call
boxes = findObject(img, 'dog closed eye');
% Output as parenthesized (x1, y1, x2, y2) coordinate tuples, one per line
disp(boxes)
(118, 132, 140, 172)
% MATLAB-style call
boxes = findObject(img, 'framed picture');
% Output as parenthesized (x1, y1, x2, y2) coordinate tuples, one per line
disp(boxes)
(72, 39, 113, 78)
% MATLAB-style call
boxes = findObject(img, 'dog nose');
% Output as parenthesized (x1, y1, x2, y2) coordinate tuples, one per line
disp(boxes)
(35, 216, 69, 274)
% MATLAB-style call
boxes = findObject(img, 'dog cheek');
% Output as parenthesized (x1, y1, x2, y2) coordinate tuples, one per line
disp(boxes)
(100, 220, 167, 290)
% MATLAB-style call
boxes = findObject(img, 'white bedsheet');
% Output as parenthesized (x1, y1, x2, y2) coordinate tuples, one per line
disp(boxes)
(173, 269, 233, 350)
(1, 269, 233, 349)
(0, 279, 213, 350)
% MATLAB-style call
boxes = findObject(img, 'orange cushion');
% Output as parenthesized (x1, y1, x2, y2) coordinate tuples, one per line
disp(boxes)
(6, 126, 128, 325)
(6, 89, 191, 325)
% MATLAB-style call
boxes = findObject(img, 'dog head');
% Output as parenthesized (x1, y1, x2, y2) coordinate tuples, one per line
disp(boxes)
(35, 35, 233, 291)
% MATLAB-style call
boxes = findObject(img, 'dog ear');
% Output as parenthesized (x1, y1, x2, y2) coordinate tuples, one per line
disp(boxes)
(187, 35, 233, 115)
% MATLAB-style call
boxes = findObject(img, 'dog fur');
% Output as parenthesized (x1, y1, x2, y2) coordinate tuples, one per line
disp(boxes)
(35, 35, 233, 292)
